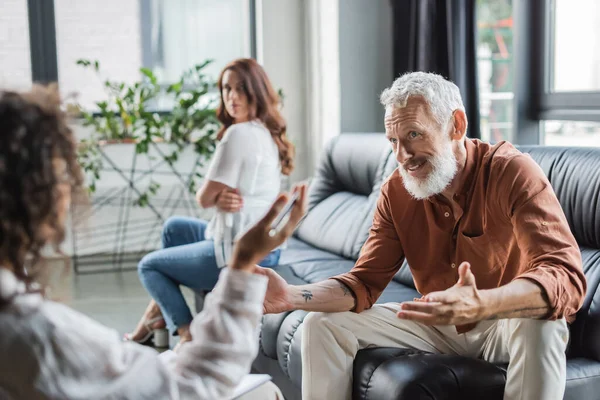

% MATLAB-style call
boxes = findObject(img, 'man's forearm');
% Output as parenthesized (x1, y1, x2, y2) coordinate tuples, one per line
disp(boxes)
(481, 278, 551, 320)
(289, 279, 356, 313)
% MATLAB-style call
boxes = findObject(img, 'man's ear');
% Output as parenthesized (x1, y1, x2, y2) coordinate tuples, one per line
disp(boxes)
(450, 109, 468, 141)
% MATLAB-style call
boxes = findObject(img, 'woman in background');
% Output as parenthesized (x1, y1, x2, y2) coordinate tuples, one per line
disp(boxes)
(0, 84, 302, 399)
(125, 58, 295, 349)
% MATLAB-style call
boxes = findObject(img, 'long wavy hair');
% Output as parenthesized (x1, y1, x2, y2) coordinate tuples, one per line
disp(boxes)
(0, 85, 84, 291)
(216, 58, 295, 176)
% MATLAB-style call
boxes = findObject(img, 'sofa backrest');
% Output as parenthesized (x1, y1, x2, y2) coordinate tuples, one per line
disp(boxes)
(295, 133, 395, 259)
(518, 146, 600, 361)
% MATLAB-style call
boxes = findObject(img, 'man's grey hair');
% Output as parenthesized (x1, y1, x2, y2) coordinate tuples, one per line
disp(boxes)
(380, 72, 465, 128)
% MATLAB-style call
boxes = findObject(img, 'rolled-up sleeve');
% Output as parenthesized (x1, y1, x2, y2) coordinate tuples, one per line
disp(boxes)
(501, 154, 586, 321)
(331, 182, 405, 313)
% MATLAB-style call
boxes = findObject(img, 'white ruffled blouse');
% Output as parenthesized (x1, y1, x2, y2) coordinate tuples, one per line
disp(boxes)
(0, 267, 267, 400)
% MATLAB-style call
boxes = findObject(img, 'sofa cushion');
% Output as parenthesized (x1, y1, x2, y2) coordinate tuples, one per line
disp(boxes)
(306, 133, 390, 199)
(279, 238, 356, 283)
(295, 133, 393, 259)
(294, 192, 373, 261)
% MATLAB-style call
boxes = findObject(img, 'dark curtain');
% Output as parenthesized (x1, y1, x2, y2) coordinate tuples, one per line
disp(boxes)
(390, 0, 481, 139)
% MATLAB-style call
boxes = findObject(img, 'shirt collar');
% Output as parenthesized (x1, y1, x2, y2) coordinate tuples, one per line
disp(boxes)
(454, 138, 478, 198)
(428, 138, 478, 204)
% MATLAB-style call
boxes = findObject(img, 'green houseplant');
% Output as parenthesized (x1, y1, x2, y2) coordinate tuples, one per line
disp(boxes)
(73, 59, 220, 206)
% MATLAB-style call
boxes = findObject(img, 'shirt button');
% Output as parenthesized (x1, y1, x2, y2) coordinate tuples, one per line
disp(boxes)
(451, 263, 456, 268)
(444, 212, 450, 217)
(452, 234, 457, 240)
(542, 221, 549, 226)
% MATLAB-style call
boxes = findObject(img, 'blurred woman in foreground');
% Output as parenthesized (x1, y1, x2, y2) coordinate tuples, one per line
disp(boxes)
(0, 85, 305, 399)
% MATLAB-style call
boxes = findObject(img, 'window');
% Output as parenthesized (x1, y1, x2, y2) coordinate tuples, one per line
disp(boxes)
(0, 0, 32, 90)
(539, 0, 600, 146)
(551, 0, 600, 92)
(54, 0, 252, 110)
(143, 0, 251, 83)
(543, 121, 600, 147)
(476, 0, 514, 143)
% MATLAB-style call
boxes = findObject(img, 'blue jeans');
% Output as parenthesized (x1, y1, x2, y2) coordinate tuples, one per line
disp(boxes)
(138, 216, 281, 333)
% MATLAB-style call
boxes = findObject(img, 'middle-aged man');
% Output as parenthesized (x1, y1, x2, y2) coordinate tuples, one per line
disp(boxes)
(257, 72, 587, 400)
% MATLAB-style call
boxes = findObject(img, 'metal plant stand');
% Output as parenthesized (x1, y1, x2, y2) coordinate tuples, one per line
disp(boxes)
(70, 142, 211, 274)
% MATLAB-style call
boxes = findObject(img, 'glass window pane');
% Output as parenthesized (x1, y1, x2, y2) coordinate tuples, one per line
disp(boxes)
(146, 0, 250, 83)
(54, 0, 250, 110)
(552, 0, 600, 92)
(476, 0, 514, 143)
(543, 120, 600, 147)
(0, 0, 32, 90)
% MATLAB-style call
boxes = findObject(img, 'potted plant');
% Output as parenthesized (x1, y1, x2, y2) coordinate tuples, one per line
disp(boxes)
(72, 59, 220, 207)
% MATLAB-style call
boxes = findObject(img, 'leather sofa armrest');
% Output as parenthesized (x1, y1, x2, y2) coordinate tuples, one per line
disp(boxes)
(353, 348, 507, 400)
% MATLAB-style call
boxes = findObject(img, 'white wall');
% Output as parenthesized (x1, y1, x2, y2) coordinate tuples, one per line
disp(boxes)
(256, 0, 310, 182)
(0, 0, 32, 90)
(338, 0, 393, 133)
(305, 0, 341, 173)
(54, 0, 142, 110)
(256, 0, 392, 178)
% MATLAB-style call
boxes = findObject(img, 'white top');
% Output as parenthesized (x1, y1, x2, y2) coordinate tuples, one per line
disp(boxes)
(204, 120, 281, 267)
(0, 267, 267, 400)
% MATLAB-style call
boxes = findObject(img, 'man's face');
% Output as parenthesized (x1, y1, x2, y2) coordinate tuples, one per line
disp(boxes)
(384, 97, 458, 200)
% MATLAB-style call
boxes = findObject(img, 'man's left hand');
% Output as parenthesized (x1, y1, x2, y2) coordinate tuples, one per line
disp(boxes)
(397, 262, 485, 325)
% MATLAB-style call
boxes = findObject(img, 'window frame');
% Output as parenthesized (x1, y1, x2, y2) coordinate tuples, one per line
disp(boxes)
(513, 0, 600, 146)
(27, 0, 59, 83)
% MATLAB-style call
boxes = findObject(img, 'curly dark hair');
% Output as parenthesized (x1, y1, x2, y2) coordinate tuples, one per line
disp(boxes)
(0, 85, 83, 287)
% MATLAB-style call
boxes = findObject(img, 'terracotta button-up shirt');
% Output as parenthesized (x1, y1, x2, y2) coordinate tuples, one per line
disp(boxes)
(333, 139, 586, 332)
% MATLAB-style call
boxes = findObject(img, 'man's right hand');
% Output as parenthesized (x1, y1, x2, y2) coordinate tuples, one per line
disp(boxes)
(216, 188, 243, 213)
(254, 267, 293, 314)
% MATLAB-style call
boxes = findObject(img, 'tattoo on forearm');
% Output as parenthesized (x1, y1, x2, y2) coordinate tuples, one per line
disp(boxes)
(339, 282, 352, 297)
(301, 290, 313, 302)
(486, 306, 550, 320)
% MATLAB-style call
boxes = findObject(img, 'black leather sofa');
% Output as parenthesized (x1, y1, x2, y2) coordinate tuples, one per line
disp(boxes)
(203, 133, 600, 399)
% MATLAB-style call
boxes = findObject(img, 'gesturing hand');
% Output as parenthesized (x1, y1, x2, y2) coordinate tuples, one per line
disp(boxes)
(253, 266, 294, 314)
(230, 184, 307, 272)
(397, 262, 484, 325)
(216, 188, 243, 213)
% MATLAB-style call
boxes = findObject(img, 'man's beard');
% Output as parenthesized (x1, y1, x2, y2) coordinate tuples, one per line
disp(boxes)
(399, 142, 458, 200)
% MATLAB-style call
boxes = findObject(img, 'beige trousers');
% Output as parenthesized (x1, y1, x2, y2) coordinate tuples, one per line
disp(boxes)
(236, 381, 284, 400)
(301, 303, 569, 400)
